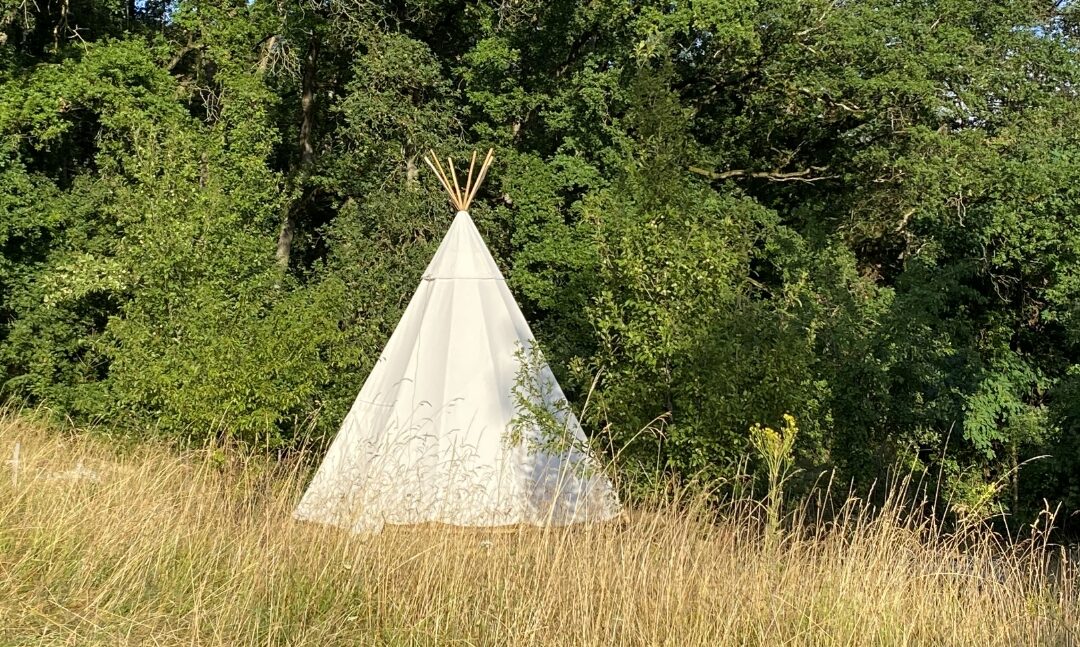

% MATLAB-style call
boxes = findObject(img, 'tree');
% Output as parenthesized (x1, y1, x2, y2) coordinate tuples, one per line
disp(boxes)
(2, 0, 1079, 521)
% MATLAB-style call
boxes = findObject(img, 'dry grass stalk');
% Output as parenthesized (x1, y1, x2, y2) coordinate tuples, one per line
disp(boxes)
(0, 413, 1076, 646)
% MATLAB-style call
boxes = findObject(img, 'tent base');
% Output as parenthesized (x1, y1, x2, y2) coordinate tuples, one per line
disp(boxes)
(291, 513, 628, 537)
(379, 516, 627, 535)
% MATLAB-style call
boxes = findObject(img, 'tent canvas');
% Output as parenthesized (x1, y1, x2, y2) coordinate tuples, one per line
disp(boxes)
(294, 151, 620, 533)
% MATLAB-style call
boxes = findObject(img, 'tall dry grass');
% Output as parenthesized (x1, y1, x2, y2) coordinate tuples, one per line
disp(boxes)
(0, 413, 1076, 646)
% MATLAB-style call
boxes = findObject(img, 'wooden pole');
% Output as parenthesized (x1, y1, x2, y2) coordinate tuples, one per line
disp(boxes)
(447, 157, 463, 209)
(429, 154, 460, 211)
(424, 154, 457, 208)
(462, 150, 478, 210)
(465, 149, 495, 208)
(425, 148, 495, 213)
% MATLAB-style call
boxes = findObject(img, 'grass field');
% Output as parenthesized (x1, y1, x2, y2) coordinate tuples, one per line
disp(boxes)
(1, 413, 1077, 646)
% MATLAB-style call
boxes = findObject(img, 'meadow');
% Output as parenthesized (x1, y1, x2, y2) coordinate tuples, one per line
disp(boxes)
(1, 413, 1076, 646)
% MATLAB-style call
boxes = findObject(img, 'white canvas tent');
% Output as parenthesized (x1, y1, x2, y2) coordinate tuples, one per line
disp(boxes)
(294, 150, 620, 533)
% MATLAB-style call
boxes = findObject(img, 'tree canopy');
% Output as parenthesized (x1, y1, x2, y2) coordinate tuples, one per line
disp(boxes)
(2, 0, 1079, 526)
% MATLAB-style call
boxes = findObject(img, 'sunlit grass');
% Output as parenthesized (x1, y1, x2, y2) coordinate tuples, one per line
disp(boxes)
(0, 413, 1076, 646)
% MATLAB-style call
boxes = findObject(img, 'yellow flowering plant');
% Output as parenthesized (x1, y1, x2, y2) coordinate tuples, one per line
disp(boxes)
(749, 414, 799, 538)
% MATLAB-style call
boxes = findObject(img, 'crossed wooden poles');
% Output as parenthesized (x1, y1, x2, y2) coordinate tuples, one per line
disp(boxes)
(423, 149, 495, 212)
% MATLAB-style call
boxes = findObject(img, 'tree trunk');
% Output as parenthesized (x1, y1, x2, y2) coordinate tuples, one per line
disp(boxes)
(276, 35, 319, 269)
(257, 35, 279, 74)
(52, 0, 70, 51)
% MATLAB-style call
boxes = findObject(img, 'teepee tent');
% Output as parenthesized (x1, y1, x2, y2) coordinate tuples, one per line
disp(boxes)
(294, 150, 620, 533)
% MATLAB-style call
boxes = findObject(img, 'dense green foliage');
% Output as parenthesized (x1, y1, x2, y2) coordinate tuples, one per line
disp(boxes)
(2, 0, 1079, 523)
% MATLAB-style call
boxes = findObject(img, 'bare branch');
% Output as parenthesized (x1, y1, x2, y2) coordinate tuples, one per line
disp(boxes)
(689, 165, 836, 183)
(894, 208, 917, 233)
